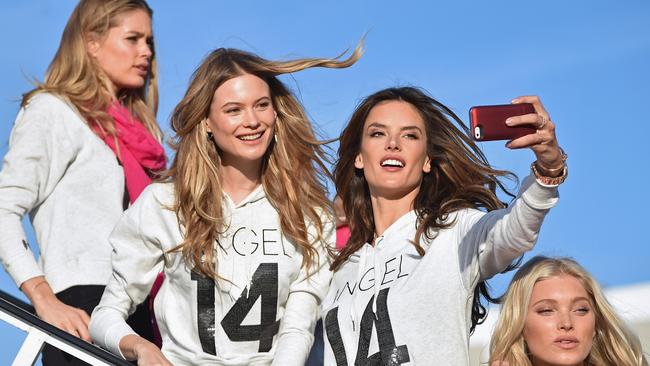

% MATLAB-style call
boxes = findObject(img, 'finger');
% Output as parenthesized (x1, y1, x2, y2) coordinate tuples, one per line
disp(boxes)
(506, 133, 547, 149)
(76, 322, 92, 342)
(505, 113, 539, 128)
(77, 308, 91, 328)
(512, 95, 549, 119)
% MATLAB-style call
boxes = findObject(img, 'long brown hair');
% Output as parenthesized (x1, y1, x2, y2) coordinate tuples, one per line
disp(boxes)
(166, 45, 363, 280)
(490, 256, 648, 366)
(332, 86, 516, 333)
(22, 0, 161, 140)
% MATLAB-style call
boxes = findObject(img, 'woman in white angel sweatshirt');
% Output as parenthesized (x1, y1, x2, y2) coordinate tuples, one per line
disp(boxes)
(89, 46, 363, 365)
(323, 87, 568, 365)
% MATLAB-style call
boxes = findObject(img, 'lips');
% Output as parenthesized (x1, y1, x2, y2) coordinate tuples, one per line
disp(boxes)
(134, 64, 149, 76)
(380, 157, 405, 168)
(237, 131, 264, 141)
(553, 336, 579, 349)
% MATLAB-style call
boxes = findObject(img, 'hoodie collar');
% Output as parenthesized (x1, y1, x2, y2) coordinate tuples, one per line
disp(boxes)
(222, 184, 266, 209)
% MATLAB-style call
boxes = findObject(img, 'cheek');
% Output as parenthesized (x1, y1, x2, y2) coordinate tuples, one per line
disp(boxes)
(523, 316, 550, 348)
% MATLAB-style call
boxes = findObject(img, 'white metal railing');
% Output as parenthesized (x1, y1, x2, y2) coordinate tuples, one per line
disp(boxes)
(0, 289, 132, 366)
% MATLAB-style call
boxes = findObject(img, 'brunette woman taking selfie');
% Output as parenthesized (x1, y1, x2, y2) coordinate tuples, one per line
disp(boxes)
(322, 87, 567, 365)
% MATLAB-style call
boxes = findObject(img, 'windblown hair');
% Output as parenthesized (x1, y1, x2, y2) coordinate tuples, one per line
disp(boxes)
(22, 0, 161, 140)
(332, 86, 517, 333)
(490, 256, 648, 366)
(166, 45, 363, 280)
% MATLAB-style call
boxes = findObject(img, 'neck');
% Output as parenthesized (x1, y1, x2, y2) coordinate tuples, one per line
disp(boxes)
(220, 160, 262, 205)
(369, 187, 419, 241)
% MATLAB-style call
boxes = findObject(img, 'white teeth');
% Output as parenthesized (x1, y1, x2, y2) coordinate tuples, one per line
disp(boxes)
(238, 133, 262, 141)
(381, 159, 404, 167)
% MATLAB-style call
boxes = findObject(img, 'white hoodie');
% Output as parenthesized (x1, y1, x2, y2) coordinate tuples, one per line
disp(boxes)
(90, 182, 334, 366)
(322, 174, 559, 365)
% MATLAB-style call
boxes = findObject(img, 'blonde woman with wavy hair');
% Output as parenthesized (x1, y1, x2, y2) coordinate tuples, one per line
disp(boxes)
(0, 0, 165, 364)
(490, 256, 648, 366)
(90, 45, 363, 365)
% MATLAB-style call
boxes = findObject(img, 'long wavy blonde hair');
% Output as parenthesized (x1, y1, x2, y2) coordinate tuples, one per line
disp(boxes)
(166, 45, 363, 280)
(22, 0, 161, 140)
(490, 256, 648, 366)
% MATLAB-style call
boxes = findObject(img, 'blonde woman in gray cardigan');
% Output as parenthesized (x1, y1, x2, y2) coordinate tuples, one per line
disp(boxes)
(0, 1, 164, 364)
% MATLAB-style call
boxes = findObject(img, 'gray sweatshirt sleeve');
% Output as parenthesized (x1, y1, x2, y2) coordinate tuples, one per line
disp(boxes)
(89, 186, 165, 358)
(271, 216, 335, 366)
(0, 96, 76, 287)
(457, 174, 560, 288)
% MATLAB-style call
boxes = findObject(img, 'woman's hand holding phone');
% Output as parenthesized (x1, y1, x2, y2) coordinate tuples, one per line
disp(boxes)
(506, 96, 565, 173)
(470, 96, 565, 174)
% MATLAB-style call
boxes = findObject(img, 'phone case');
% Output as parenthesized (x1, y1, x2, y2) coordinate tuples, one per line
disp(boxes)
(469, 103, 536, 141)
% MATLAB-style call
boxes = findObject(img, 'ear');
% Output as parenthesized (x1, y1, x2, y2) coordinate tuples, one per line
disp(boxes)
(354, 153, 364, 169)
(422, 156, 432, 173)
(203, 118, 212, 134)
(86, 33, 101, 58)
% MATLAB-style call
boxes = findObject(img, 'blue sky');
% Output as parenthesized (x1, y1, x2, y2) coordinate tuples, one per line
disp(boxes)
(1, 0, 649, 363)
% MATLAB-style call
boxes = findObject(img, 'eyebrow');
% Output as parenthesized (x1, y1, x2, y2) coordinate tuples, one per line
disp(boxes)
(366, 122, 423, 132)
(531, 296, 592, 307)
(220, 96, 271, 109)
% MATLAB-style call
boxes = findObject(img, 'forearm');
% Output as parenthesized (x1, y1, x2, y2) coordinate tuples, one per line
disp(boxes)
(21, 276, 57, 310)
(272, 292, 319, 365)
(476, 174, 559, 278)
(119, 334, 155, 361)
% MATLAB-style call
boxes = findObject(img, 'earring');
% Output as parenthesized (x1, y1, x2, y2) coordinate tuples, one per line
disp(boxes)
(274, 133, 278, 143)
(207, 131, 213, 140)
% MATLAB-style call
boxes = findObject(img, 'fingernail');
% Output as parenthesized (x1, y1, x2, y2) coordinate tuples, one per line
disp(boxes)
(505, 141, 511, 148)
(505, 118, 513, 125)
(511, 98, 518, 104)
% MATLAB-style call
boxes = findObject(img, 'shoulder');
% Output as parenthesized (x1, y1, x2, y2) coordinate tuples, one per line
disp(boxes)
(437, 207, 487, 235)
(17, 92, 86, 132)
(135, 182, 176, 210)
(123, 182, 177, 229)
(22, 92, 75, 115)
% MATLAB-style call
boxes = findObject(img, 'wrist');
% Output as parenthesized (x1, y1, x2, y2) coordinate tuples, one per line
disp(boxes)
(21, 277, 55, 305)
(123, 335, 152, 361)
(531, 161, 568, 185)
(535, 147, 567, 178)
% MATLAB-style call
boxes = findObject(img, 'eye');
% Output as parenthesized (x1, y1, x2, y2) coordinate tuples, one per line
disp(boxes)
(256, 101, 271, 110)
(403, 133, 419, 139)
(126, 36, 138, 43)
(536, 308, 554, 315)
(225, 107, 241, 114)
(369, 130, 385, 137)
(575, 307, 591, 315)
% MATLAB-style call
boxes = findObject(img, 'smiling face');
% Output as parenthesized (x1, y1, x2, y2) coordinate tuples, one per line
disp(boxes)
(355, 100, 431, 200)
(87, 9, 153, 96)
(206, 73, 276, 172)
(524, 274, 597, 366)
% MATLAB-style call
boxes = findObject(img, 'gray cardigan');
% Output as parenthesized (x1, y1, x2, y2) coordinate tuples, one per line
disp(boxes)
(0, 92, 126, 293)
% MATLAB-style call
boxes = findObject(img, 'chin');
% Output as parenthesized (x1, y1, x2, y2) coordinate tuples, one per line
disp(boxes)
(118, 78, 147, 91)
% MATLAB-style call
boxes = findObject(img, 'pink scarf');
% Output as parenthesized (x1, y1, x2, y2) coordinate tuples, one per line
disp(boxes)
(97, 102, 166, 203)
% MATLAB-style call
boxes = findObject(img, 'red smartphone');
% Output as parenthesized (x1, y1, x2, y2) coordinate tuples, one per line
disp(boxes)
(469, 103, 536, 141)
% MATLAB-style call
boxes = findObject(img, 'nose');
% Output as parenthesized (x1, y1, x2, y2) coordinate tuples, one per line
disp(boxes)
(558, 313, 574, 331)
(141, 41, 153, 59)
(385, 134, 401, 151)
(243, 109, 261, 129)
